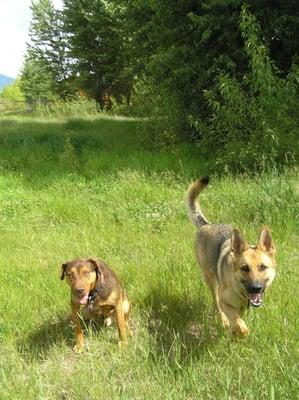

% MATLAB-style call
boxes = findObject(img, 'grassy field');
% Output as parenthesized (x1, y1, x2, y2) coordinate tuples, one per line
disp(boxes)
(0, 115, 298, 399)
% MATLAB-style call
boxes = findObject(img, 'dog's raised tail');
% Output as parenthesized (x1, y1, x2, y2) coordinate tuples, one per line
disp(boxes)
(185, 176, 210, 228)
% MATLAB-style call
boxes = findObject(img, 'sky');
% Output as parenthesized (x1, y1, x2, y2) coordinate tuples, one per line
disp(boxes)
(0, 0, 63, 78)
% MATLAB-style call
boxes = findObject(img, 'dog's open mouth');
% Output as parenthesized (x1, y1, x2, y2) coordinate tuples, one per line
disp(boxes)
(76, 292, 89, 305)
(248, 292, 263, 307)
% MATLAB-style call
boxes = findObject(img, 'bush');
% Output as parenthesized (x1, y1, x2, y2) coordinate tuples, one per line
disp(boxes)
(190, 5, 298, 174)
(110, 78, 185, 151)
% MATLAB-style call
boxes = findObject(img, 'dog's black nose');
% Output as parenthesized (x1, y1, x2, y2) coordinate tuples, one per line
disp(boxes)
(75, 288, 84, 294)
(247, 282, 263, 293)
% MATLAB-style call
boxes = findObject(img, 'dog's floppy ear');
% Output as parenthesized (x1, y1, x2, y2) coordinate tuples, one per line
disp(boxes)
(231, 228, 248, 255)
(60, 261, 70, 280)
(257, 227, 275, 255)
(87, 257, 103, 276)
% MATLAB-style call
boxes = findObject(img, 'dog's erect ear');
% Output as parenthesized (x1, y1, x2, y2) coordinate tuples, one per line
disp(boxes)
(60, 262, 69, 280)
(231, 228, 247, 255)
(87, 257, 103, 276)
(257, 227, 274, 254)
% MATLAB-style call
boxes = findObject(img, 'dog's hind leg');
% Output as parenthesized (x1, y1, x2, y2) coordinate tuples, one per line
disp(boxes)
(115, 302, 128, 344)
(122, 298, 132, 336)
(123, 298, 131, 319)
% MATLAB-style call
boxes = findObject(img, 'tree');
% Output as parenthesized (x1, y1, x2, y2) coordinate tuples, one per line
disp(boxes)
(124, 0, 298, 105)
(21, 0, 72, 101)
(120, 0, 298, 170)
(20, 50, 56, 103)
(63, 0, 132, 107)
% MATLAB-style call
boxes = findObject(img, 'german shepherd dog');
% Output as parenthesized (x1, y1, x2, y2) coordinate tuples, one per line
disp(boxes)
(61, 258, 131, 353)
(185, 177, 276, 336)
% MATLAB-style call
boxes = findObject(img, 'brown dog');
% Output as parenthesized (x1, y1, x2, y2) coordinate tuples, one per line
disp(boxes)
(61, 258, 130, 353)
(185, 176, 276, 336)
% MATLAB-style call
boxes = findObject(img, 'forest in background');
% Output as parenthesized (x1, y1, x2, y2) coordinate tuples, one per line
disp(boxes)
(2, 0, 299, 173)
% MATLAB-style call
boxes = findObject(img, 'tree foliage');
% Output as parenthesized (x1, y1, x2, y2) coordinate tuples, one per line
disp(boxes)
(191, 5, 299, 173)
(63, 0, 133, 107)
(21, 0, 72, 102)
(20, 50, 56, 102)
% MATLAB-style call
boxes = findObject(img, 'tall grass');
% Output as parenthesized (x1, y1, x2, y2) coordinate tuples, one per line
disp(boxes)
(0, 115, 298, 399)
(31, 98, 100, 119)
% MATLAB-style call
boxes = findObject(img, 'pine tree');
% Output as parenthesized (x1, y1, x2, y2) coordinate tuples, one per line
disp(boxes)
(21, 0, 70, 101)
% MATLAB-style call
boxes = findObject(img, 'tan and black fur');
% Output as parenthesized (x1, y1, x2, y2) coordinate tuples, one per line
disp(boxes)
(185, 177, 276, 336)
(61, 258, 130, 353)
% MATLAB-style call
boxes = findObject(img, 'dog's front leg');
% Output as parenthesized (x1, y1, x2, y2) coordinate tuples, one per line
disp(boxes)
(71, 301, 84, 353)
(220, 301, 249, 337)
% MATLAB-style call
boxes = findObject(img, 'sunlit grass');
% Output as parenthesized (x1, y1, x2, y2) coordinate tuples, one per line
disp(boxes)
(0, 115, 298, 399)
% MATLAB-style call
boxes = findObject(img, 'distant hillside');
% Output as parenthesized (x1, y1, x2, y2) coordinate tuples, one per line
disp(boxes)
(0, 74, 15, 91)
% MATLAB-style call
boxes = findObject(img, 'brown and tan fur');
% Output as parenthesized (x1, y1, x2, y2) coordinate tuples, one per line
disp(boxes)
(185, 177, 276, 336)
(61, 258, 131, 353)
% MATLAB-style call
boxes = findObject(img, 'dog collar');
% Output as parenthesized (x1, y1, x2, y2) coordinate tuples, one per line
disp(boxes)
(87, 289, 98, 304)
(87, 273, 105, 309)
(86, 287, 99, 310)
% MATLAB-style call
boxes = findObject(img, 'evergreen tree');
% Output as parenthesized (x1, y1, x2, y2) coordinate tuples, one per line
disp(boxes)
(21, 0, 71, 101)
(20, 50, 55, 103)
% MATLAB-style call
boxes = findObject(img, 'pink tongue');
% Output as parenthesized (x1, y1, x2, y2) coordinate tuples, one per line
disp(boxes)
(79, 293, 89, 305)
(249, 293, 261, 303)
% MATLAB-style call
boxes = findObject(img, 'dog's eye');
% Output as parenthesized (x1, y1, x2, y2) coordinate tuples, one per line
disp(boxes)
(259, 264, 267, 271)
(241, 265, 250, 272)
(67, 273, 74, 279)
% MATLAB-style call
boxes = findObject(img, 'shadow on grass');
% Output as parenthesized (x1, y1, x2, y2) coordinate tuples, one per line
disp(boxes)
(0, 117, 202, 187)
(144, 287, 221, 364)
(18, 314, 107, 361)
(17, 315, 72, 360)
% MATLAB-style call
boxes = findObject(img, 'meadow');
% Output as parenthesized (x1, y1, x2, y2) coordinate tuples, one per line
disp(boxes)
(0, 115, 298, 399)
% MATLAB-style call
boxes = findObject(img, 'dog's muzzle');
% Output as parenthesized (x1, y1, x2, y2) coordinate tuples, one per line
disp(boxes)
(73, 289, 89, 305)
(245, 282, 265, 308)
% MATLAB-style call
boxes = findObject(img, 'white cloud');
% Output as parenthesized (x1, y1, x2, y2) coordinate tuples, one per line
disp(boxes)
(0, 0, 63, 78)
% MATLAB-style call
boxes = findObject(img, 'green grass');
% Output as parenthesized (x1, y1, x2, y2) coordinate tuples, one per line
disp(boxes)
(0, 115, 298, 399)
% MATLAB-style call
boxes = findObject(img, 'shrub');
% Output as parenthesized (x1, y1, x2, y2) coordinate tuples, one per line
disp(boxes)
(190, 5, 298, 174)
(111, 78, 186, 151)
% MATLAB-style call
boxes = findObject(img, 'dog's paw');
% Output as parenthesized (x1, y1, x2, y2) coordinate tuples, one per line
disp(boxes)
(220, 312, 230, 329)
(104, 317, 112, 327)
(233, 320, 249, 337)
(73, 343, 84, 353)
(118, 340, 128, 348)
